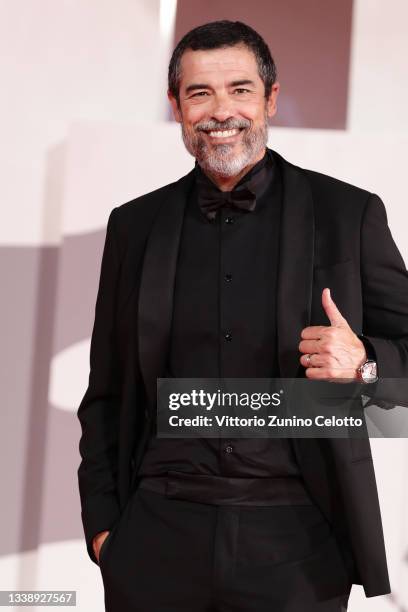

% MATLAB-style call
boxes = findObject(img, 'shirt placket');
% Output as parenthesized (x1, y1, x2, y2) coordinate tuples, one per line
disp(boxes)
(218, 204, 239, 473)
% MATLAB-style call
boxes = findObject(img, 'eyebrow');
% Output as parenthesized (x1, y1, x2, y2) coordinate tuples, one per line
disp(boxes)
(229, 79, 256, 88)
(185, 83, 210, 94)
(184, 79, 256, 94)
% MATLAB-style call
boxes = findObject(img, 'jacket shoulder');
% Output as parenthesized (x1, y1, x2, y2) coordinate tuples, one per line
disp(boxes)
(301, 167, 375, 224)
(302, 167, 371, 202)
(110, 169, 195, 240)
(272, 148, 373, 207)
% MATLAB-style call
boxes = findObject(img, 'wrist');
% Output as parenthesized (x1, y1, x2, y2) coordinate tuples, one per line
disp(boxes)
(355, 335, 378, 383)
(357, 334, 377, 362)
(356, 343, 367, 369)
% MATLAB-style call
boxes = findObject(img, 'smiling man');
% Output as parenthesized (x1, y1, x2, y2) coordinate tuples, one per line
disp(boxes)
(173, 42, 276, 189)
(77, 20, 408, 612)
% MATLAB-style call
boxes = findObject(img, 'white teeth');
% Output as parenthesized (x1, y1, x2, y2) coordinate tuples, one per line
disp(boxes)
(207, 128, 240, 138)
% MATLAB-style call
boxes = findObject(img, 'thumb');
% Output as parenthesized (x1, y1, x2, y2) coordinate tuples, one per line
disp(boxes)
(322, 288, 348, 327)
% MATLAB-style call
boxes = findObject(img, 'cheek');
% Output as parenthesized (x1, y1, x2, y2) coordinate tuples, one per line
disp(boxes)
(240, 102, 267, 124)
(181, 105, 207, 128)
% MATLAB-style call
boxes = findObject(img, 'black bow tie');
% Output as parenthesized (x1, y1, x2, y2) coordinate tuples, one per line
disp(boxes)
(198, 186, 256, 221)
(196, 157, 271, 221)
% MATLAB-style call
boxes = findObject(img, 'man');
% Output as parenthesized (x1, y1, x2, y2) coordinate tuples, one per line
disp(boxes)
(77, 20, 408, 611)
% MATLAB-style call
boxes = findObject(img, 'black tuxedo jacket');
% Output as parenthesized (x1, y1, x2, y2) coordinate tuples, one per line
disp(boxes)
(77, 149, 408, 597)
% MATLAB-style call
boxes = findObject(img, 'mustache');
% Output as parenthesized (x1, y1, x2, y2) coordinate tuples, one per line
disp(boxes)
(195, 118, 251, 132)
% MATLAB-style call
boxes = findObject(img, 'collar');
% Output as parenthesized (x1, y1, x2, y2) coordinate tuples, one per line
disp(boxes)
(194, 148, 275, 220)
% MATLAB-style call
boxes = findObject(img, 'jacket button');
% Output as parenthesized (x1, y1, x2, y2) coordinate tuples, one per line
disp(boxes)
(225, 445, 233, 453)
(224, 332, 232, 341)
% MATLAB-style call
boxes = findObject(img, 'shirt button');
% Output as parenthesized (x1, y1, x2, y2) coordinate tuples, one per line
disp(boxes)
(225, 445, 233, 453)
(225, 216, 234, 224)
(224, 273, 232, 282)
(224, 332, 232, 341)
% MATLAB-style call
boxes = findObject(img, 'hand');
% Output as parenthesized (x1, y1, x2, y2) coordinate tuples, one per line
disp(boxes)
(299, 288, 366, 381)
(93, 530, 110, 564)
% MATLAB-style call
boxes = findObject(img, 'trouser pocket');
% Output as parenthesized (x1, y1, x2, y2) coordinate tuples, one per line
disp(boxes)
(99, 530, 114, 565)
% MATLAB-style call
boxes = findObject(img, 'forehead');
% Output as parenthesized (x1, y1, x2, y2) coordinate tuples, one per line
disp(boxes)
(178, 45, 260, 87)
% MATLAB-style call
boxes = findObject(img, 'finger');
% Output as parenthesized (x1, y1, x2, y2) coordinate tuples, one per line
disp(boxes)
(305, 367, 328, 379)
(300, 353, 310, 368)
(305, 366, 357, 381)
(321, 288, 348, 327)
(301, 325, 328, 340)
(299, 339, 320, 354)
(300, 353, 334, 368)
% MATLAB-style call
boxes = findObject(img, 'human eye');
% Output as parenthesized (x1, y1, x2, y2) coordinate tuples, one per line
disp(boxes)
(233, 88, 251, 94)
(191, 91, 209, 98)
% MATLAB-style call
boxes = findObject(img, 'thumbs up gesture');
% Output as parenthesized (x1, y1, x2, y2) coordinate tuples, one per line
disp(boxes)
(299, 288, 367, 381)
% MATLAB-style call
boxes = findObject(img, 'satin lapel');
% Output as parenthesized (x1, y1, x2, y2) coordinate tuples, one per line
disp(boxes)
(138, 170, 195, 409)
(273, 150, 315, 378)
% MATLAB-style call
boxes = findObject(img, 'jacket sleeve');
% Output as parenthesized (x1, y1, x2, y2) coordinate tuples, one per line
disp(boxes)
(77, 207, 122, 564)
(360, 193, 408, 408)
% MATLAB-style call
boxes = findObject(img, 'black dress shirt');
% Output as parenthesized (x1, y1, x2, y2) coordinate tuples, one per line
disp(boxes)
(138, 148, 301, 478)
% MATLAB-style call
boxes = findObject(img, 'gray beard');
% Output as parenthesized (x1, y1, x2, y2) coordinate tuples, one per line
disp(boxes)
(181, 118, 269, 177)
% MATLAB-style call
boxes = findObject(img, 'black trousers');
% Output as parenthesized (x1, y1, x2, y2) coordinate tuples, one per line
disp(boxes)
(99, 487, 352, 611)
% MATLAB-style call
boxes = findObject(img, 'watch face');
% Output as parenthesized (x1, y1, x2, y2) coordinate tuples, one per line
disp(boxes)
(360, 360, 378, 383)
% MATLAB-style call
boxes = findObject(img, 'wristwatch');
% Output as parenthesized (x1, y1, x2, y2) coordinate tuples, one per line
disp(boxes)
(356, 335, 378, 383)
(356, 359, 378, 383)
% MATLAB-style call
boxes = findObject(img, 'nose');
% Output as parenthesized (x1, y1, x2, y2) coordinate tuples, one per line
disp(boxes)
(210, 92, 234, 123)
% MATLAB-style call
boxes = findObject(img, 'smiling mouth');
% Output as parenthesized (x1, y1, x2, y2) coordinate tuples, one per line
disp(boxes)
(202, 127, 245, 139)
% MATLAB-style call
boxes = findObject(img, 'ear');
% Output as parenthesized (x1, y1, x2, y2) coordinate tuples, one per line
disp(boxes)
(266, 82, 280, 118)
(168, 90, 182, 123)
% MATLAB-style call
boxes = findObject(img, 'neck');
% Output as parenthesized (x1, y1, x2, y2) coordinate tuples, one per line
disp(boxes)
(199, 148, 267, 192)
